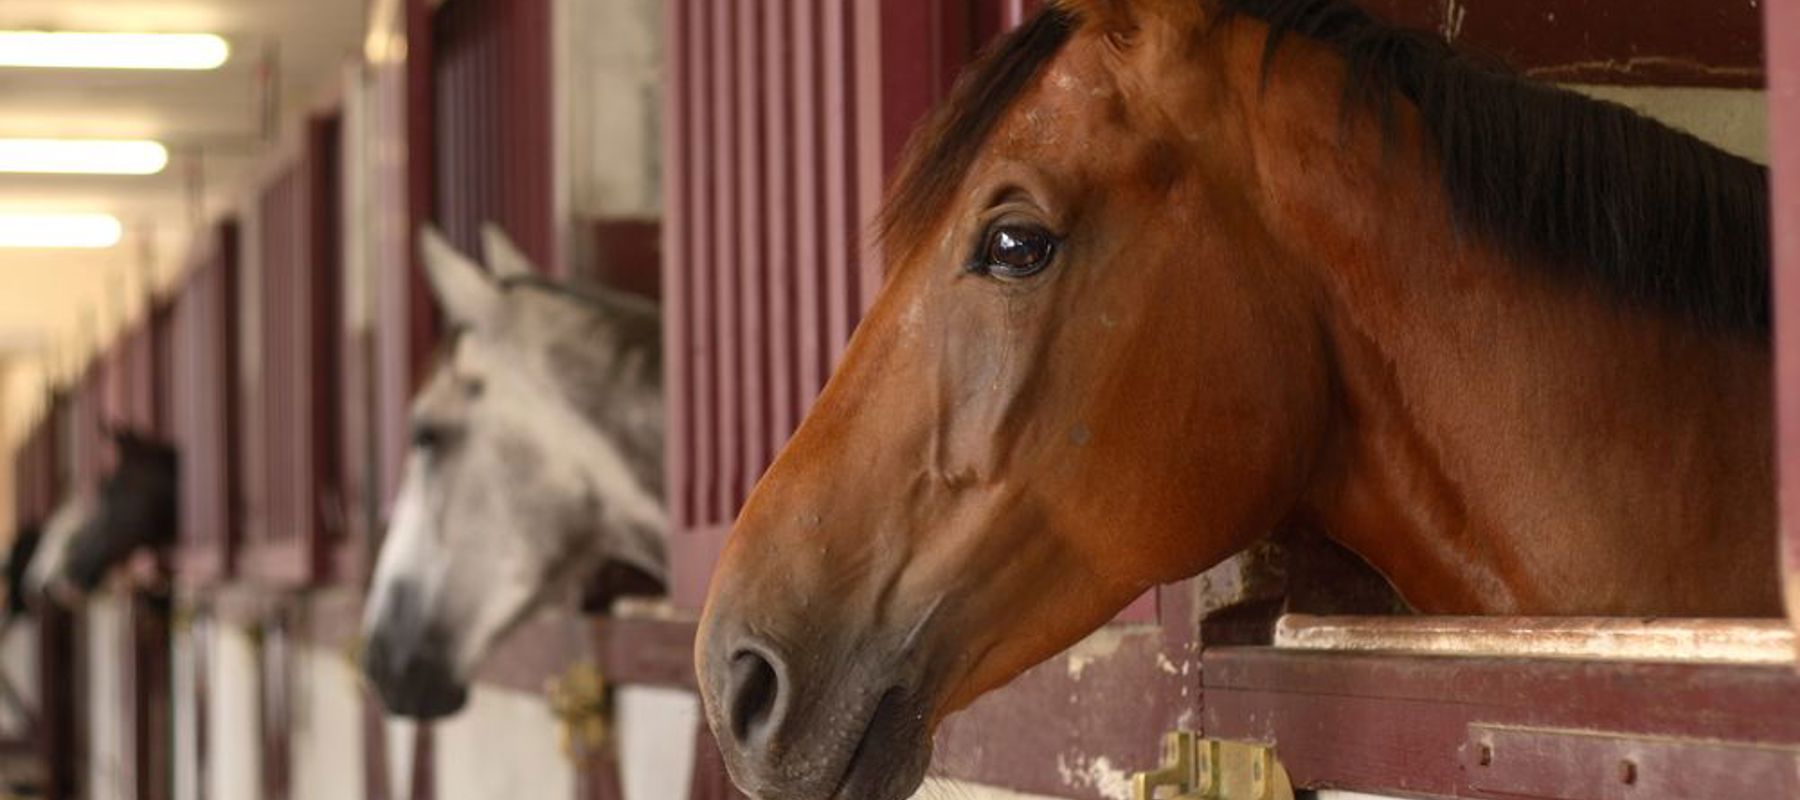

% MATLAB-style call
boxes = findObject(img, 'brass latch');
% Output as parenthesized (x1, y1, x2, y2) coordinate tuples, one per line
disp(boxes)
(545, 663, 611, 761)
(1131, 731, 1295, 800)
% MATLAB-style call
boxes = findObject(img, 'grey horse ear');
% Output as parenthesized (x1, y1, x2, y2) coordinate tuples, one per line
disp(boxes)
(480, 223, 536, 280)
(419, 225, 501, 327)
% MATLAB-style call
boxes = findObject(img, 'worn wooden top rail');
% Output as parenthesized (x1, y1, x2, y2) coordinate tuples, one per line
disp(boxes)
(1274, 614, 1796, 665)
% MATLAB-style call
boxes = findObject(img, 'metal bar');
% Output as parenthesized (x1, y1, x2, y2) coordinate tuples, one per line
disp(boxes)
(1274, 614, 1796, 665)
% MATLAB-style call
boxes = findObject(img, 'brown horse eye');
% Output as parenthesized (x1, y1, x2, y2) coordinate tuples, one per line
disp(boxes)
(978, 225, 1057, 279)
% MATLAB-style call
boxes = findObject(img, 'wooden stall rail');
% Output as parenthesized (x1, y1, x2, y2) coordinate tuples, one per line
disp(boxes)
(1200, 644, 1800, 799)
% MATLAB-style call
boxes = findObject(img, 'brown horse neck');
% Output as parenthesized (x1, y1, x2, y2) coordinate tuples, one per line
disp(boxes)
(1222, 24, 1780, 617)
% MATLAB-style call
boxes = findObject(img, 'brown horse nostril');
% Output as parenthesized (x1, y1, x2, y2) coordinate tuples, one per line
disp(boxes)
(727, 649, 782, 746)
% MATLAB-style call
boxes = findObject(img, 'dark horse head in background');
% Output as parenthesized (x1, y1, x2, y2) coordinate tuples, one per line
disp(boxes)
(59, 429, 179, 594)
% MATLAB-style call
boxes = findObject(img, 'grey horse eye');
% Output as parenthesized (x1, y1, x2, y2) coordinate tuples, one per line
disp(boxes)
(411, 422, 451, 451)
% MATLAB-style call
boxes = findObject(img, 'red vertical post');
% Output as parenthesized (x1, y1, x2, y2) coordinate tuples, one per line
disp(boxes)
(1769, 0, 1800, 638)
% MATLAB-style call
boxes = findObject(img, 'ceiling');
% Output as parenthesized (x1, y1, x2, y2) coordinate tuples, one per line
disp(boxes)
(0, 0, 364, 429)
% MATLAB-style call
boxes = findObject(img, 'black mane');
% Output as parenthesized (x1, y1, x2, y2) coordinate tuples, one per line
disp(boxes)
(882, 0, 1770, 334)
(1222, 0, 1770, 333)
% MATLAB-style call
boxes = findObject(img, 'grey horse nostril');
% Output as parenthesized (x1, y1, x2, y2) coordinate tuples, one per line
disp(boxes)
(727, 649, 782, 746)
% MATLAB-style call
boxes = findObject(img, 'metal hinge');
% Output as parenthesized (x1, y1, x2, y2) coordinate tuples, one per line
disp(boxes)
(545, 662, 611, 761)
(1131, 731, 1295, 800)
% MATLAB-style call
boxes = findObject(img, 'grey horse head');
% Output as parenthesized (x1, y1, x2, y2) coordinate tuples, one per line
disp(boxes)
(360, 224, 665, 719)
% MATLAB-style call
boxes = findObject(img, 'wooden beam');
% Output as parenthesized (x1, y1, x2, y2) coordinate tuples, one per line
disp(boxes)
(1359, 0, 1763, 88)
(1203, 647, 1800, 798)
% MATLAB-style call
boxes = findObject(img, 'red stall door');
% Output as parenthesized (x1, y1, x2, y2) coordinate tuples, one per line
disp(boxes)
(239, 113, 346, 588)
(172, 221, 241, 586)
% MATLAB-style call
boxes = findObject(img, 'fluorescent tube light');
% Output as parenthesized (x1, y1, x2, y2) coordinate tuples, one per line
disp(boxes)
(0, 214, 123, 248)
(0, 32, 229, 71)
(0, 139, 169, 175)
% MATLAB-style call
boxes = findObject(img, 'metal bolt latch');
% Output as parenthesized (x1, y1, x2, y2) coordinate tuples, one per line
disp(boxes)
(1131, 731, 1295, 800)
(545, 663, 611, 761)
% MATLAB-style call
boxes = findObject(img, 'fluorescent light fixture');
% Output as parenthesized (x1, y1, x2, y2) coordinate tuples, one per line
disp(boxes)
(0, 138, 169, 175)
(0, 213, 123, 248)
(0, 32, 229, 71)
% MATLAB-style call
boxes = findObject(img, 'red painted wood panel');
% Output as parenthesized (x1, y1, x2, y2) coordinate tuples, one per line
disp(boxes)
(150, 302, 176, 439)
(370, 0, 432, 526)
(661, 0, 1082, 612)
(10, 416, 51, 527)
(172, 221, 240, 586)
(71, 362, 109, 493)
(431, 0, 556, 276)
(1769, 0, 1800, 636)
(240, 111, 345, 588)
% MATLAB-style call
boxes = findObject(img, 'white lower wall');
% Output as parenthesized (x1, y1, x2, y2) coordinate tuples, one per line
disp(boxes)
(432, 685, 574, 800)
(382, 717, 416, 800)
(84, 594, 129, 800)
(912, 781, 1068, 799)
(171, 624, 198, 800)
(291, 644, 364, 800)
(615, 686, 697, 800)
(208, 622, 262, 800)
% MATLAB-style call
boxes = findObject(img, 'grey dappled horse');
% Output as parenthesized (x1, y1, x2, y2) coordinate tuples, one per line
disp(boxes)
(361, 225, 665, 718)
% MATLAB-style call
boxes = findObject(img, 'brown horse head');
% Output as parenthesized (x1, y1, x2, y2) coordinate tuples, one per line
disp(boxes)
(697, 2, 1775, 799)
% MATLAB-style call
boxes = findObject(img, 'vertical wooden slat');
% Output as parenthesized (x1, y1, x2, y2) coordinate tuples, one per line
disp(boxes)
(708, 1, 740, 523)
(791, 0, 828, 415)
(1770, 0, 1800, 637)
(432, 0, 555, 271)
(736, 2, 768, 508)
(821, 0, 858, 366)
(663, 0, 695, 533)
(664, 0, 1049, 609)
(762, 0, 797, 454)
(175, 221, 240, 585)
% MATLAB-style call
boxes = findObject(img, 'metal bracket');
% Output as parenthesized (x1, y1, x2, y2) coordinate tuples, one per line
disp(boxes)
(1131, 731, 1295, 800)
(545, 662, 611, 761)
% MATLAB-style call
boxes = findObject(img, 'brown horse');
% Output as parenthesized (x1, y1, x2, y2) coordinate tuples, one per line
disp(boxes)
(696, 1, 1776, 798)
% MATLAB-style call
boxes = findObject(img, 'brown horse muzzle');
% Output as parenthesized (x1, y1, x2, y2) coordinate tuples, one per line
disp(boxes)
(699, 586, 937, 800)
